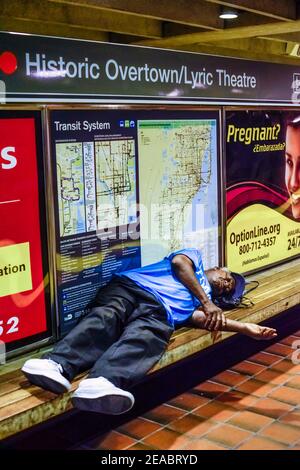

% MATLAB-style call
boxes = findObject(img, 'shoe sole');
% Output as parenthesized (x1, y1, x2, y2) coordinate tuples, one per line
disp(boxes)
(72, 391, 134, 414)
(22, 367, 70, 394)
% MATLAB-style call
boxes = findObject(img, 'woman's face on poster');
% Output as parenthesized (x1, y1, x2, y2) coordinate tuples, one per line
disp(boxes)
(285, 126, 300, 219)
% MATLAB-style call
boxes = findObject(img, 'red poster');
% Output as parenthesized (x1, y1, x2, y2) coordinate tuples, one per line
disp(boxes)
(0, 116, 48, 345)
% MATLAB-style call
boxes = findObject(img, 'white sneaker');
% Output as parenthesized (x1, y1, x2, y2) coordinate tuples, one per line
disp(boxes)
(21, 358, 71, 394)
(72, 377, 135, 414)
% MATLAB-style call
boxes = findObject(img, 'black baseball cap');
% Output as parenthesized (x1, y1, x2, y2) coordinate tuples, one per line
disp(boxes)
(214, 271, 246, 309)
(229, 271, 246, 302)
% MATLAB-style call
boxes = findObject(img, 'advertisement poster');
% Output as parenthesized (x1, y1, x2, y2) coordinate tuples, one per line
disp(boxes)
(226, 109, 300, 273)
(50, 109, 220, 336)
(0, 112, 50, 351)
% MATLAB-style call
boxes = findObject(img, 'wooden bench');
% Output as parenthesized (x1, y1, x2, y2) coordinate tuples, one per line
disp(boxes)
(0, 259, 299, 440)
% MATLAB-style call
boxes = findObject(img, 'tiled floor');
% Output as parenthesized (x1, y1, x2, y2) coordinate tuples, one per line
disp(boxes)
(76, 330, 300, 450)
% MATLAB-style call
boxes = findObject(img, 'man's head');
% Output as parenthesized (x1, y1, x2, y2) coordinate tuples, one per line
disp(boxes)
(285, 118, 300, 219)
(205, 266, 245, 305)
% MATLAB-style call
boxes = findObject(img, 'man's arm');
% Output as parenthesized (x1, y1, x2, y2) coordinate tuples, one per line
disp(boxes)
(171, 254, 225, 331)
(190, 308, 277, 340)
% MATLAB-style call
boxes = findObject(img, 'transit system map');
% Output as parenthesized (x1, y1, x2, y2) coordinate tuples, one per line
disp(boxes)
(138, 119, 219, 267)
(51, 109, 220, 335)
(56, 138, 136, 236)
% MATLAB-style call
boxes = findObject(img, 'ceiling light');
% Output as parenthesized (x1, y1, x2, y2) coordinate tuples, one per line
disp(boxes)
(288, 43, 300, 57)
(219, 8, 238, 20)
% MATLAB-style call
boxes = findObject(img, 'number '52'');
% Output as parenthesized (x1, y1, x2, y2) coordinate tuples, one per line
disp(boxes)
(0, 317, 19, 336)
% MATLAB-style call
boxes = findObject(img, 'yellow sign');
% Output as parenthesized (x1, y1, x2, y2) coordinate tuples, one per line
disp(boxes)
(227, 204, 300, 273)
(0, 242, 32, 297)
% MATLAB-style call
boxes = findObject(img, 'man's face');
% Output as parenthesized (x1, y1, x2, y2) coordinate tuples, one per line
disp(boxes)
(285, 126, 300, 219)
(209, 268, 235, 297)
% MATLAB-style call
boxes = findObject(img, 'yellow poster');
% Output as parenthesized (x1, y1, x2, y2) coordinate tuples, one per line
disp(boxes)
(0, 242, 32, 297)
(227, 205, 300, 272)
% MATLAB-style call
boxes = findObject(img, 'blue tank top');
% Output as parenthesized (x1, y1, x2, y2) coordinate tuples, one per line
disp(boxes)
(117, 248, 211, 326)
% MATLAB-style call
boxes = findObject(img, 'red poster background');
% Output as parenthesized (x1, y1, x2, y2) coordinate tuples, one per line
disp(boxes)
(0, 117, 47, 344)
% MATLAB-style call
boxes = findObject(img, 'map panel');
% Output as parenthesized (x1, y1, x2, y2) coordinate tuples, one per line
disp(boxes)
(83, 142, 97, 232)
(95, 138, 136, 229)
(56, 142, 86, 237)
(51, 109, 219, 336)
(138, 119, 218, 267)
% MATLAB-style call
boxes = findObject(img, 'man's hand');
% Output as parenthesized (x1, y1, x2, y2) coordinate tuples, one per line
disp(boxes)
(170, 254, 226, 331)
(202, 301, 226, 331)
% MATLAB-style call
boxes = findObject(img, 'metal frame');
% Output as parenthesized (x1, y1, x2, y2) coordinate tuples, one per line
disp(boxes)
(223, 105, 300, 276)
(0, 104, 56, 359)
(44, 103, 224, 335)
(3, 100, 298, 356)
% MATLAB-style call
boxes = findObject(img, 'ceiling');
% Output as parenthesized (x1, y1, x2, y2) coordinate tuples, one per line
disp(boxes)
(2, 0, 300, 65)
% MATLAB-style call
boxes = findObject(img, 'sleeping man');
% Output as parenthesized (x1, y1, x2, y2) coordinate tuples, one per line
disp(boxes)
(22, 248, 276, 415)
